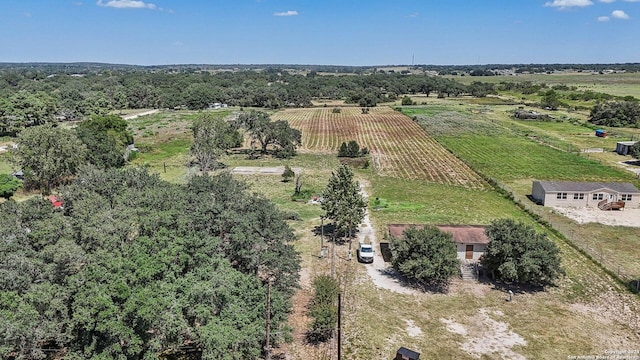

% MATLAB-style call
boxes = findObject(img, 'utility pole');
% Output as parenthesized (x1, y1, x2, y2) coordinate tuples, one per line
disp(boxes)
(320, 215, 325, 257)
(331, 230, 336, 278)
(347, 219, 353, 261)
(337, 292, 342, 360)
(264, 279, 272, 360)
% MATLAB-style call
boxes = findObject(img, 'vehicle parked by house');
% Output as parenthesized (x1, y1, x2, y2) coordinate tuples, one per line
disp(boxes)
(357, 243, 374, 263)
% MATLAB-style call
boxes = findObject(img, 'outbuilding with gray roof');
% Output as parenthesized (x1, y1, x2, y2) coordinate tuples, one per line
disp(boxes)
(531, 181, 640, 209)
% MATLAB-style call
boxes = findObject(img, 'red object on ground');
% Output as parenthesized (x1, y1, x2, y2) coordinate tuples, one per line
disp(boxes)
(48, 195, 63, 208)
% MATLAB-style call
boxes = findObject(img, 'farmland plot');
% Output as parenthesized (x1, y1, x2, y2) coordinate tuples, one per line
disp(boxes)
(275, 107, 487, 189)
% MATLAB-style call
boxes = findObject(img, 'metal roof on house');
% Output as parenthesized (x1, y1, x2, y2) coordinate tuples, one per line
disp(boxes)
(388, 224, 489, 245)
(534, 181, 640, 194)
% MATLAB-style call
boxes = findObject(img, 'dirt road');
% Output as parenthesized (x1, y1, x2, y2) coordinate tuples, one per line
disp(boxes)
(122, 109, 159, 120)
(357, 185, 420, 295)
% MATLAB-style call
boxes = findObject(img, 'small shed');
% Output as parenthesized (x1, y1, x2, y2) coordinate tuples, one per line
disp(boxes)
(11, 170, 24, 180)
(595, 129, 607, 138)
(395, 347, 420, 360)
(616, 141, 637, 156)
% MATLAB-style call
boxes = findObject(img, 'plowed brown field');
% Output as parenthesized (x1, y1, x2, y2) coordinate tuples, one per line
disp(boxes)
(275, 107, 487, 189)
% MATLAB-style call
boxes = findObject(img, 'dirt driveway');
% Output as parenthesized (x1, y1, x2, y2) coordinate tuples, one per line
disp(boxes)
(230, 166, 302, 175)
(357, 184, 421, 295)
(122, 109, 159, 120)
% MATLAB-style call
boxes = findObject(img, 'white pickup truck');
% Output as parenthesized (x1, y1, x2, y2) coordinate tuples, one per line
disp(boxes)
(357, 243, 374, 263)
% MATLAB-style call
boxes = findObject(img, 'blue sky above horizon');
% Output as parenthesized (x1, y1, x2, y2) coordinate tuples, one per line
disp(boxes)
(1, 0, 639, 66)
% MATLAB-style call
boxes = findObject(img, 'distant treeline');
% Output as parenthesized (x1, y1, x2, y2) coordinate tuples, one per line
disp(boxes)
(1, 62, 639, 74)
(0, 68, 489, 135)
(2, 63, 639, 135)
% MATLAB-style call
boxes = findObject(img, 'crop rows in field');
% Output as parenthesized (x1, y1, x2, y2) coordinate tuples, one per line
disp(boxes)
(275, 107, 487, 189)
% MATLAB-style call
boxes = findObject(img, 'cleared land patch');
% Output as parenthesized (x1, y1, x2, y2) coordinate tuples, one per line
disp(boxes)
(276, 107, 487, 189)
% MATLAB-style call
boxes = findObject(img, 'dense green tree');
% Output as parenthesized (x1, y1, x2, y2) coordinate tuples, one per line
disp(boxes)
(0, 174, 22, 199)
(307, 275, 340, 343)
(629, 141, 640, 158)
(0, 167, 300, 359)
(321, 165, 366, 240)
(390, 226, 460, 289)
(0, 91, 58, 135)
(282, 164, 295, 182)
(236, 111, 301, 156)
(346, 140, 360, 158)
(190, 112, 242, 172)
(338, 142, 349, 157)
(540, 90, 562, 110)
(401, 96, 414, 105)
(589, 100, 640, 127)
(185, 83, 215, 110)
(337, 140, 362, 158)
(11, 124, 88, 191)
(481, 219, 563, 285)
(76, 114, 133, 169)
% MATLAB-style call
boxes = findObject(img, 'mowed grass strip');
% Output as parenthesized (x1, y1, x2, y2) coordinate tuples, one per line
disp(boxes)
(278, 107, 487, 189)
(367, 175, 529, 228)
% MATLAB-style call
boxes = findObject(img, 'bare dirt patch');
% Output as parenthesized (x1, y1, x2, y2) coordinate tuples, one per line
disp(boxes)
(121, 109, 159, 120)
(441, 308, 527, 360)
(404, 319, 423, 338)
(551, 207, 640, 227)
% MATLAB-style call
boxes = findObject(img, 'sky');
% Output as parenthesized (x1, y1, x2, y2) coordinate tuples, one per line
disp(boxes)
(1, 0, 639, 66)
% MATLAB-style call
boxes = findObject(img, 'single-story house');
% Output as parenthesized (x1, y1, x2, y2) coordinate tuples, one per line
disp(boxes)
(531, 180, 640, 209)
(388, 224, 489, 262)
(616, 141, 637, 156)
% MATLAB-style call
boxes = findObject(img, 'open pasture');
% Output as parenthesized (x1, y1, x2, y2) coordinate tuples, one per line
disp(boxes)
(408, 107, 637, 184)
(276, 107, 487, 189)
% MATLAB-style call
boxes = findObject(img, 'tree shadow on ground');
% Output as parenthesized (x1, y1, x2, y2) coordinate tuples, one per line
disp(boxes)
(311, 224, 359, 245)
(477, 270, 553, 294)
(376, 267, 450, 294)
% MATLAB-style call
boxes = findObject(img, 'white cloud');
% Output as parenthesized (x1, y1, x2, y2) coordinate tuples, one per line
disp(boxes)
(623, 0, 640, 2)
(544, 0, 594, 8)
(598, 15, 611, 20)
(405, 12, 419, 18)
(24, 12, 32, 17)
(273, 10, 298, 16)
(612, 9, 630, 18)
(96, 0, 156, 9)
(599, 0, 615, 3)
